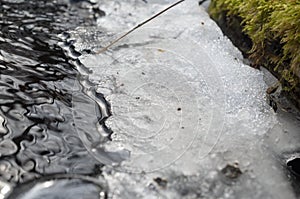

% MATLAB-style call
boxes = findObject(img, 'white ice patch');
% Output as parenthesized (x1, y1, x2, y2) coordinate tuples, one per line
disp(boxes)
(69, 0, 297, 198)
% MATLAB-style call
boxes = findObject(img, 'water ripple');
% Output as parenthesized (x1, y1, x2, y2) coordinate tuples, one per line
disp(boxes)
(0, 0, 109, 191)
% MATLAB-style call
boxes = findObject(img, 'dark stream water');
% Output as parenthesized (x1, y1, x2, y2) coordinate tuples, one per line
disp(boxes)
(0, 0, 111, 197)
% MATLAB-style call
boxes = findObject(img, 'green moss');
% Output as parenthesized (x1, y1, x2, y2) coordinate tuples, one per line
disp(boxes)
(209, 0, 300, 91)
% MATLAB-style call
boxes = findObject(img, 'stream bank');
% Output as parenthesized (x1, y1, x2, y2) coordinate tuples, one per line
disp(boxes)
(208, 0, 300, 110)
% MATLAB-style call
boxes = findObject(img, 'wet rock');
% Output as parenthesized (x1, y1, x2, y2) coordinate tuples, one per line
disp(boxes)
(287, 157, 300, 177)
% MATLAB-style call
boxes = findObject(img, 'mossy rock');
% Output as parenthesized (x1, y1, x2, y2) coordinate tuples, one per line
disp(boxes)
(208, 0, 300, 109)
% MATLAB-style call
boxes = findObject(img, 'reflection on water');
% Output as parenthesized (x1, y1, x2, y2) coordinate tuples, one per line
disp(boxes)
(6, 174, 107, 199)
(0, 0, 110, 195)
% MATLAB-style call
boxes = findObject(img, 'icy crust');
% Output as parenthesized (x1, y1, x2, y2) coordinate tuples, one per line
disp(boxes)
(69, 0, 296, 198)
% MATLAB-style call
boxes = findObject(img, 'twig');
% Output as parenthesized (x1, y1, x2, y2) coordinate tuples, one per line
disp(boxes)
(96, 0, 186, 54)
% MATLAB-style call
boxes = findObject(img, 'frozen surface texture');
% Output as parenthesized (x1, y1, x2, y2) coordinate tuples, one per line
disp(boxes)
(69, 0, 299, 198)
